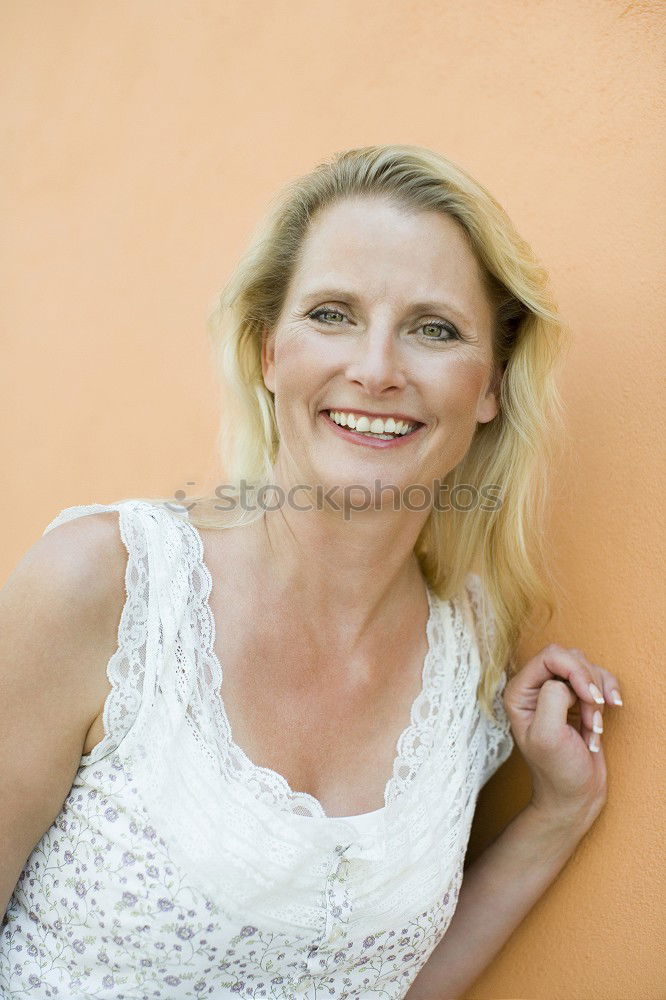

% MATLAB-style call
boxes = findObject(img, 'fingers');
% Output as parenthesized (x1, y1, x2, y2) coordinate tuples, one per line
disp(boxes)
(564, 647, 623, 752)
(514, 644, 602, 706)
(509, 644, 623, 754)
(531, 678, 578, 746)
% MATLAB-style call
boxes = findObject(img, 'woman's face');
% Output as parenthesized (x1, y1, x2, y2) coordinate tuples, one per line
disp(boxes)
(261, 195, 500, 511)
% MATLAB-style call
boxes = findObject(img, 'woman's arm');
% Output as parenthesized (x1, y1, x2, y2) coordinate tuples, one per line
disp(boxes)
(405, 803, 592, 1000)
(0, 514, 124, 920)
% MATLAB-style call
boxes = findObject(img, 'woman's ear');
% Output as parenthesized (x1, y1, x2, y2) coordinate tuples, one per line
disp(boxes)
(476, 365, 502, 424)
(261, 326, 276, 393)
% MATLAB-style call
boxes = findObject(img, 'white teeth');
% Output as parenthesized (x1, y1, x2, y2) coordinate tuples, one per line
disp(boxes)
(328, 410, 417, 436)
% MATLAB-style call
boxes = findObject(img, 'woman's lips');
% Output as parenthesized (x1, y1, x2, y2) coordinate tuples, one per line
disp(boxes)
(319, 410, 424, 449)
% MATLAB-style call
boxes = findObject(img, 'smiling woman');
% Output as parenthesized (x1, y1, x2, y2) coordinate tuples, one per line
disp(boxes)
(205, 148, 566, 720)
(254, 197, 504, 546)
(0, 146, 620, 1000)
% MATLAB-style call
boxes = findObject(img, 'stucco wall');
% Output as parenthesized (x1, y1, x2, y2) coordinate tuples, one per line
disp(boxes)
(2, 2, 664, 997)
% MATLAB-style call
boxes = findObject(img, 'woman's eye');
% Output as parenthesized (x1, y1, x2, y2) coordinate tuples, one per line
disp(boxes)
(308, 307, 346, 323)
(419, 321, 460, 342)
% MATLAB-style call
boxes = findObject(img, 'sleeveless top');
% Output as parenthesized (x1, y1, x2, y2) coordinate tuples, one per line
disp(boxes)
(0, 499, 514, 999)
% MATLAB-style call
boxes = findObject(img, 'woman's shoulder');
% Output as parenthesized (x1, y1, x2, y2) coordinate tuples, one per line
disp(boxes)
(1, 505, 133, 767)
(30, 504, 132, 617)
(39, 497, 181, 566)
(29, 500, 166, 673)
(31, 499, 170, 757)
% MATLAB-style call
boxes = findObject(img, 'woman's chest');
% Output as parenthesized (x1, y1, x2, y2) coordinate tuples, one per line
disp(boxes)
(208, 598, 431, 818)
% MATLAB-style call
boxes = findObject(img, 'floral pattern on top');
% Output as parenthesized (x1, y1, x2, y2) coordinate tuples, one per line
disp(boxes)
(2, 751, 465, 998)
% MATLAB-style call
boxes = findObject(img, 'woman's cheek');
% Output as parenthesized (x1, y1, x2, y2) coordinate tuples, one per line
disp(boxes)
(431, 357, 485, 416)
(274, 328, 323, 379)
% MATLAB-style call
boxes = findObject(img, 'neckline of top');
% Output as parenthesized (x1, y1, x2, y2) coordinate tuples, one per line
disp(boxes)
(170, 505, 445, 823)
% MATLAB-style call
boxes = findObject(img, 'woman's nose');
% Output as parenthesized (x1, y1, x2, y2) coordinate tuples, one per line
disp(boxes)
(344, 327, 408, 394)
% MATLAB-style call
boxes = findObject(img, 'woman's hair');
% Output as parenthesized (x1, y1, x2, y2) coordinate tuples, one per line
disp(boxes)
(146, 144, 571, 721)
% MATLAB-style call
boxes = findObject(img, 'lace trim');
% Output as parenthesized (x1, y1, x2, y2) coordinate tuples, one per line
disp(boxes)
(176, 509, 454, 820)
(479, 670, 513, 789)
(113, 506, 504, 930)
(464, 572, 514, 789)
(465, 571, 497, 663)
(42, 500, 152, 766)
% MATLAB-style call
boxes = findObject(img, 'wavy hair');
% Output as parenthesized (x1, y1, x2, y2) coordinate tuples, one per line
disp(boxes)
(147, 145, 570, 721)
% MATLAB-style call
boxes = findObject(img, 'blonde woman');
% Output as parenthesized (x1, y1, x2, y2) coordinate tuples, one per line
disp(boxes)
(0, 146, 622, 999)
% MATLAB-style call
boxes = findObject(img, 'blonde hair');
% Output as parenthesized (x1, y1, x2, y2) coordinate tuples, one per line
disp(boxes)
(148, 144, 571, 721)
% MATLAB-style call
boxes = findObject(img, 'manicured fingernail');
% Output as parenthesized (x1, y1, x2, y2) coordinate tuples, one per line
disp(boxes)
(610, 689, 623, 706)
(589, 682, 604, 704)
(593, 710, 604, 734)
(589, 733, 600, 752)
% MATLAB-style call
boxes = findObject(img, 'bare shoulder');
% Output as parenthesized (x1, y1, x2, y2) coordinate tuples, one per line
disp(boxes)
(9, 509, 128, 617)
(0, 509, 130, 732)
(30, 507, 128, 584)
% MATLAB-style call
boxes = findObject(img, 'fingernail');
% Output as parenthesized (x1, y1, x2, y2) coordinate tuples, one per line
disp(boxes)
(593, 710, 604, 734)
(589, 732, 600, 752)
(589, 682, 604, 704)
(610, 689, 623, 706)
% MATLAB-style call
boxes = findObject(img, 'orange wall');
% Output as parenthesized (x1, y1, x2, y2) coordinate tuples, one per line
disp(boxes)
(2, 2, 664, 997)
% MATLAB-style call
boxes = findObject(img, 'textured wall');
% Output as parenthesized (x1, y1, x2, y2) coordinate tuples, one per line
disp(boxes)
(2, 2, 664, 997)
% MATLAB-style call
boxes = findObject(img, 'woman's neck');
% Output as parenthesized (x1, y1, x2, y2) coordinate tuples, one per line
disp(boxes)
(249, 499, 429, 654)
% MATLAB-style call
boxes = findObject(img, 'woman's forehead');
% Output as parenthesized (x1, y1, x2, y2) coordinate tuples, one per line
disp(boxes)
(290, 197, 491, 321)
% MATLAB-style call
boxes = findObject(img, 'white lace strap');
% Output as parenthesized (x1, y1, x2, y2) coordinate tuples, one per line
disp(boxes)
(42, 499, 156, 766)
(463, 573, 514, 790)
(479, 669, 513, 790)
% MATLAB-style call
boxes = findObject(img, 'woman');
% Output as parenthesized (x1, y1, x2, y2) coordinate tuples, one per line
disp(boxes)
(0, 145, 622, 999)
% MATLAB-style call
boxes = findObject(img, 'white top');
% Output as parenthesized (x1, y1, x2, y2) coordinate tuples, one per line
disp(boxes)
(0, 498, 514, 999)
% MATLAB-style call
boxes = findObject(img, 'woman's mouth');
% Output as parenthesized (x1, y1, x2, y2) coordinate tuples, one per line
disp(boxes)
(319, 409, 425, 448)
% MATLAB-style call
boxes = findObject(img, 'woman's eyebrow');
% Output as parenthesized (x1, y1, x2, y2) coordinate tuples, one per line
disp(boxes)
(299, 287, 472, 326)
(299, 286, 361, 305)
